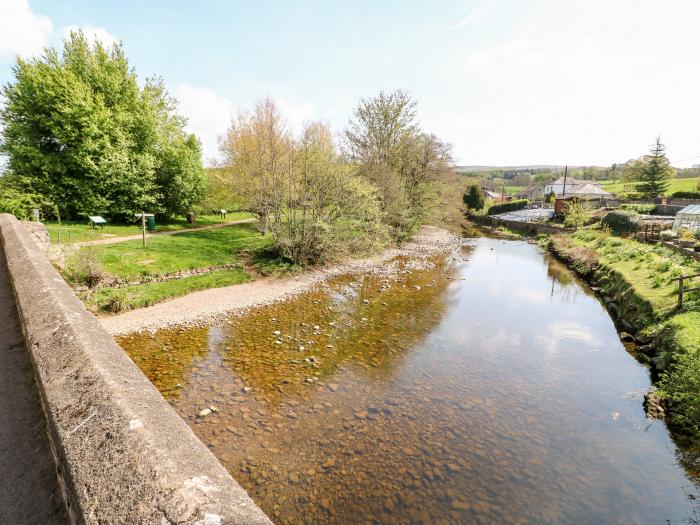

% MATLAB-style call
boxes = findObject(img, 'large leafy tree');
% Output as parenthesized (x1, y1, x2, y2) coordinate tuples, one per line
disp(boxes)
(0, 32, 204, 221)
(638, 137, 673, 198)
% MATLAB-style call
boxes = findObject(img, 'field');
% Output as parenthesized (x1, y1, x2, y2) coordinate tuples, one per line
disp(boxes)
(44, 212, 253, 244)
(597, 177, 699, 196)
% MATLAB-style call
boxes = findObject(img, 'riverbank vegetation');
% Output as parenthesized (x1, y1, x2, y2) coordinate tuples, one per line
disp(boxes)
(218, 91, 453, 265)
(550, 229, 700, 434)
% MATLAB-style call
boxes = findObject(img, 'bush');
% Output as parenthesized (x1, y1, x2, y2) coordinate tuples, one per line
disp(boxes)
(563, 200, 591, 229)
(487, 199, 529, 215)
(620, 203, 656, 214)
(549, 235, 598, 277)
(601, 210, 639, 235)
(65, 247, 105, 288)
(670, 191, 700, 199)
(660, 230, 677, 241)
(657, 313, 700, 434)
(463, 183, 485, 211)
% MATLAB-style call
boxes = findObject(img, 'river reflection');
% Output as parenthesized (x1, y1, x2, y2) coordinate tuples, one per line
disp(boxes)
(119, 237, 699, 525)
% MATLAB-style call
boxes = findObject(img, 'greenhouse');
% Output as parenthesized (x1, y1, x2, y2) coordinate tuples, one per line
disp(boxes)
(672, 204, 700, 234)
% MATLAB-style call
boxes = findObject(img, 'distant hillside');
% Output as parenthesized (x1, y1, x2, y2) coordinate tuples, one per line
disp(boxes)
(455, 165, 591, 173)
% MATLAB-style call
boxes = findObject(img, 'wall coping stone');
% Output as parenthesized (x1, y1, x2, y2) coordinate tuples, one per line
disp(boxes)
(0, 214, 272, 525)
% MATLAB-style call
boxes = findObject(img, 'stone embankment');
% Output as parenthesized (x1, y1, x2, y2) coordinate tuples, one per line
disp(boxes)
(0, 214, 271, 524)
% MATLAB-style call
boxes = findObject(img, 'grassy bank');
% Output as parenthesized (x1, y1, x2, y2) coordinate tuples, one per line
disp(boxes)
(66, 222, 300, 312)
(45, 212, 253, 244)
(550, 230, 700, 433)
(86, 268, 252, 312)
(598, 177, 698, 195)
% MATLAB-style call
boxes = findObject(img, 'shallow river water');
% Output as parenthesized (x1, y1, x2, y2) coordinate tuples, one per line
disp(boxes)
(119, 236, 699, 524)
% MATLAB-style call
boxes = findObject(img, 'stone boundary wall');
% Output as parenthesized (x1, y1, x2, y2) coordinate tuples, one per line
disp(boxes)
(0, 214, 272, 525)
(470, 214, 574, 235)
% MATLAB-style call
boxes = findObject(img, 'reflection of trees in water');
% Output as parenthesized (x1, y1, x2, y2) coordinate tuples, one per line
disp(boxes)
(219, 257, 454, 401)
(545, 254, 596, 305)
(672, 433, 700, 489)
(118, 326, 210, 398)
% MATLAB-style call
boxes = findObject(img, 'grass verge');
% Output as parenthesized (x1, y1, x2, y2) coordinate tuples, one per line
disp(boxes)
(87, 268, 252, 312)
(550, 229, 700, 434)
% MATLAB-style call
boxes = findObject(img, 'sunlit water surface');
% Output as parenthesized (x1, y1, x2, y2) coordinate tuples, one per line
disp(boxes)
(119, 236, 699, 525)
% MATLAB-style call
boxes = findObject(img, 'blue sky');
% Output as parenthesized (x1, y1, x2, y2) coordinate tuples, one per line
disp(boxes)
(2, 0, 700, 167)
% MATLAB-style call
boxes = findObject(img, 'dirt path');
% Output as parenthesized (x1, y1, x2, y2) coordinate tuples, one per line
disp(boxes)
(75, 217, 257, 246)
(0, 245, 67, 524)
(101, 226, 460, 336)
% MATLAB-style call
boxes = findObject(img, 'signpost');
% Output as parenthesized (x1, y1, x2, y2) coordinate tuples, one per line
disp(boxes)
(134, 212, 155, 248)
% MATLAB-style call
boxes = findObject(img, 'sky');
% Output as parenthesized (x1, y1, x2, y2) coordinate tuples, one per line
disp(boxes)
(1, 0, 700, 167)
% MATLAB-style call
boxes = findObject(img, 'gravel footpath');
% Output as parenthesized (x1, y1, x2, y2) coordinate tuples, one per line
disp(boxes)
(100, 226, 460, 336)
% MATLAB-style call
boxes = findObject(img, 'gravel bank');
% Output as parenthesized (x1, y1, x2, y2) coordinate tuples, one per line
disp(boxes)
(101, 226, 460, 336)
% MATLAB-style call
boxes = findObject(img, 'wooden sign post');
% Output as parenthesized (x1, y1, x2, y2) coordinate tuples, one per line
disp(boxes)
(134, 212, 154, 247)
(141, 211, 147, 247)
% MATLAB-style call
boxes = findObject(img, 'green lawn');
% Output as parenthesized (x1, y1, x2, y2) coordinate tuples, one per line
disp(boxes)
(83, 222, 273, 278)
(598, 177, 699, 196)
(570, 230, 700, 318)
(87, 268, 252, 312)
(45, 212, 253, 244)
(67, 222, 300, 311)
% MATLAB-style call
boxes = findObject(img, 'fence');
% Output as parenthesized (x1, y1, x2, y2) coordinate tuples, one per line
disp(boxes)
(671, 272, 700, 308)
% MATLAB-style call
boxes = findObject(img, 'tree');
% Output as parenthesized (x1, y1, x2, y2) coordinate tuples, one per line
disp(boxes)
(275, 122, 386, 263)
(563, 199, 590, 229)
(219, 98, 293, 233)
(220, 105, 387, 264)
(0, 32, 204, 221)
(638, 137, 673, 198)
(463, 183, 485, 211)
(343, 90, 452, 240)
(545, 190, 556, 204)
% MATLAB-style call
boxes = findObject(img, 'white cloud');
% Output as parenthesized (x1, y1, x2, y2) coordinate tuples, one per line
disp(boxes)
(0, 0, 52, 60)
(62, 25, 118, 49)
(441, 0, 700, 166)
(451, 0, 497, 31)
(173, 86, 320, 165)
(174, 85, 234, 164)
(278, 98, 316, 134)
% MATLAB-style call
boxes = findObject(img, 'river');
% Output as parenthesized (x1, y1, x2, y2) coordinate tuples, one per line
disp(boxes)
(118, 234, 699, 524)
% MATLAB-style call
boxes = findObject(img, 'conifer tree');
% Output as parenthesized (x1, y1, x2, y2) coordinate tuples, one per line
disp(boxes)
(638, 137, 673, 198)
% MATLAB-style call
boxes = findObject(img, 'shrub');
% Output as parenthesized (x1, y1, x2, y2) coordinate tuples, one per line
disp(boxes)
(670, 191, 700, 199)
(601, 210, 639, 235)
(678, 228, 696, 241)
(545, 191, 556, 204)
(549, 235, 598, 277)
(463, 183, 485, 211)
(660, 230, 677, 241)
(563, 200, 591, 229)
(102, 288, 130, 313)
(65, 247, 105, 288)
(620, 203, 656, 214)
(657, 313, 700, 434)
(487, 199, 529, 215)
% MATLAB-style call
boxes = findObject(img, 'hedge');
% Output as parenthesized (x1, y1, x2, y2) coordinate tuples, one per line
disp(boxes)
(670, 191, 700, 199)
(487, 199, 529, 215)
(601, 210, 639, 235)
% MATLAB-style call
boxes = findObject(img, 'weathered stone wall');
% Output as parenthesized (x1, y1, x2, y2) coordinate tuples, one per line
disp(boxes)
(0, 214, 272, 525)
(20, 220, 50, 250)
